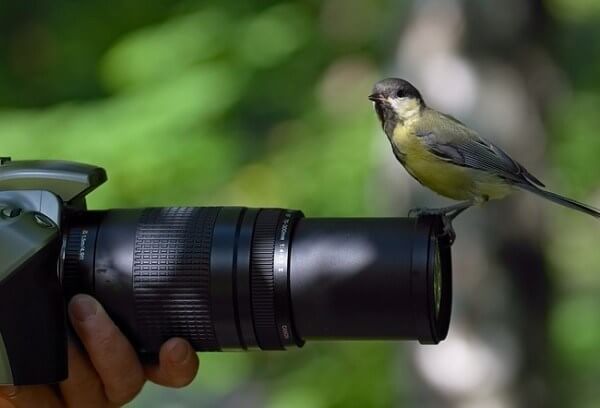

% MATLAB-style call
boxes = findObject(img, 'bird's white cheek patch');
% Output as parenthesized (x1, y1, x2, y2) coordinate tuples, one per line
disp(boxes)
(391, 97, 420, 121)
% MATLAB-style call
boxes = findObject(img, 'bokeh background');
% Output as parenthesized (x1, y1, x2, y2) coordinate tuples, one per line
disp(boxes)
(1, 0, 600, 406)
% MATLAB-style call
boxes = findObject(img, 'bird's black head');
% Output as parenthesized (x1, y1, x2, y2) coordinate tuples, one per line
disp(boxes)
(369, 78, 424, 102)
(369, 78, 425, 134)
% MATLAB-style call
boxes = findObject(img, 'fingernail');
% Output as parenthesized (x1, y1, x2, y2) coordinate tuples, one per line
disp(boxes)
(168, 340, 189, 364)
(70, 295, 98, 322)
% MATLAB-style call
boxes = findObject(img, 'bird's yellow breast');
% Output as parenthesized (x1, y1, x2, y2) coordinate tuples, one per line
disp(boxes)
(391, 124, 511, 201)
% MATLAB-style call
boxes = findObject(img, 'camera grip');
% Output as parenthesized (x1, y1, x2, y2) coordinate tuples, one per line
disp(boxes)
(0, 214, 67, 385)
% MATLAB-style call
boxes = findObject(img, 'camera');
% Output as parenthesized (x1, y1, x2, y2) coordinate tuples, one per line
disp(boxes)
(0, 158, 452, 385)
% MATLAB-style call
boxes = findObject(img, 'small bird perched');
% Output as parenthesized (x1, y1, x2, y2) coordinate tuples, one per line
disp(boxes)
(369, 77, 600, 222)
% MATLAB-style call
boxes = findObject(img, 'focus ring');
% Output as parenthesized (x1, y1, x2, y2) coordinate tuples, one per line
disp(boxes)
(251, 209, 283, 350)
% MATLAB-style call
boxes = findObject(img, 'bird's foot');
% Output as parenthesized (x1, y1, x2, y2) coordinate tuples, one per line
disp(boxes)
(440, 215, 456, 245)
(408, 201, 472, 221)
(408, 202, 472, 245)
(408, 207, 444, 218)
(408, 208, 455, 244)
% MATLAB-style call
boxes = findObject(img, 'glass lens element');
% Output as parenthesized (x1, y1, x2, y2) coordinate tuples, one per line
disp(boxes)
(433, 241, 442, 319)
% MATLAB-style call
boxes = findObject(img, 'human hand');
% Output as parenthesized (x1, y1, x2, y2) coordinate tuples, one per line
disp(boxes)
(0, 294, 199, 407)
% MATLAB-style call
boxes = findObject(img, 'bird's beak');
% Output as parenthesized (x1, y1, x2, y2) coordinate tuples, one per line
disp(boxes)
(368, 93, 385, 102)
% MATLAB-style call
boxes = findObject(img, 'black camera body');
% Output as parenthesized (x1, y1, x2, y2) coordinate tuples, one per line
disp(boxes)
(0, 158, 452, 385)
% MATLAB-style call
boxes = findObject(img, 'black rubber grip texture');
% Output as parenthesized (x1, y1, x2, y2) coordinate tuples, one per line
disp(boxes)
(62, 228, 84, 299)
(251, 209, 283, 349)
(133, 207, 220, 351)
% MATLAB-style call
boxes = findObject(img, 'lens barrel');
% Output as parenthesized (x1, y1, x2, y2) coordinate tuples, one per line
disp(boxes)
(290, 215, 451, 344)
(61, 207, 451, 353)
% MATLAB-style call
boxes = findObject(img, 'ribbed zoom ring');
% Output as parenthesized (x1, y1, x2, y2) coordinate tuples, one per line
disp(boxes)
(133, 207, 220, 351)
(62, 228, 85, 300)
(251, 210, 283, 350)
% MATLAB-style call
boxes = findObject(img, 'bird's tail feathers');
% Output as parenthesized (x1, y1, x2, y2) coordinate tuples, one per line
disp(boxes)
(517, 183, 600, 219)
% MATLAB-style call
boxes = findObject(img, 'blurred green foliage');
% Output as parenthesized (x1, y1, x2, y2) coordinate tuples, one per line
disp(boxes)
(544, 1, 600, 405)
(1, 0, 600, 406)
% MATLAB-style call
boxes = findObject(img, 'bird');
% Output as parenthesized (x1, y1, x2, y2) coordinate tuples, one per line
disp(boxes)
(369, 77, 600, 225)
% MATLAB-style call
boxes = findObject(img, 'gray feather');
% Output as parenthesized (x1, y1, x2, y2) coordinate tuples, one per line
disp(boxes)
(415, 109, 545, 187)
(517, 183, 600, 218)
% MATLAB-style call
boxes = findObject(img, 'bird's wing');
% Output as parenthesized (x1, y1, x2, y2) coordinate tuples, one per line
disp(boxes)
(415, 112, 545, 187)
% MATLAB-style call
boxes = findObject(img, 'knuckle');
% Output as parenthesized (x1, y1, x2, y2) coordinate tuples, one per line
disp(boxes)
(102, 361, 145, 404)
(0, 386, 18, 397)
(93, 325, 119, 354)
(68, 370, 104, 393)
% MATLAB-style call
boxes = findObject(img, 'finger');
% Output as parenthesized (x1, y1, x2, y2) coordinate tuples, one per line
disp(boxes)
(0, 396, 12, 408)
(144, 338, 199, 388)
(58, 342, 110, 408)
(69, 294, 145, 406)
(0, 385, 62, 408)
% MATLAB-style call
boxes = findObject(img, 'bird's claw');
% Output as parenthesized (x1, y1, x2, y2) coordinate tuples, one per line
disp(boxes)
(407, 207, 425, 218)
(408, 207, 449, 218)
(440, 215, 456, 245)
(408, 207, 457, 245)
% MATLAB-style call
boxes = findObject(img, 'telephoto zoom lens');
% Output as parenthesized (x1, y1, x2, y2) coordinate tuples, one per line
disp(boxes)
(60, 207, 451, 354)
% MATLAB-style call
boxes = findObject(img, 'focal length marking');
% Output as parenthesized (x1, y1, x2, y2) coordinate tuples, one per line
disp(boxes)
(79, 229, 89, 260)
(273, 211, 297, 342)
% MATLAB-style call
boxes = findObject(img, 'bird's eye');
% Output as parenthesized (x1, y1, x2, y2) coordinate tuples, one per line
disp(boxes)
(396, 89, 405, 98)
